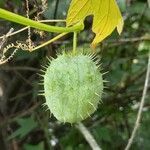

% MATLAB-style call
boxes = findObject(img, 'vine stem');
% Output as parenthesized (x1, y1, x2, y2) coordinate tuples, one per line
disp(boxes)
(125, 50, 150, 150)
(0, 20, 66, 39)
(76, 123, 102, 150)
(0, 8, 84, 33)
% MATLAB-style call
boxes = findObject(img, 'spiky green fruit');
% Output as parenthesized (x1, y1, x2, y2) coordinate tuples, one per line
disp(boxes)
(43, 53, 103, 123)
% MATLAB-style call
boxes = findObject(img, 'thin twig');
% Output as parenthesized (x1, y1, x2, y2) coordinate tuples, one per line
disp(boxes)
(0, 48, 18, 65)
(0, 28, 16, 65)
(26, 0, 32, 50)
(31, 32, 67, 51)
(76, 123, 102, 150)
(125, 51, 150, 150)
(12, 140, 19, 150)
(0, 102, 41, 127)
(0, 28, 14, 49)
(36, 0, 48, 20)
(148, 0, 150, 8)
(0, 27, 28, 39)
(0, 66, 39, 72)
(53, 0, 60, 20)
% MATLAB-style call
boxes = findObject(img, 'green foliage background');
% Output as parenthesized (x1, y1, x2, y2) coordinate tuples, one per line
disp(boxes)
(0, 0, 149, 150)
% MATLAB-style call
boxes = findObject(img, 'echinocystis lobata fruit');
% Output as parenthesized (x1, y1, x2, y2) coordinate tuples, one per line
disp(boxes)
(42, 52, 103, 123)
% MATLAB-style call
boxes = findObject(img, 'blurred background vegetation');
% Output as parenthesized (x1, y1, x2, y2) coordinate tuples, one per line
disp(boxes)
(0, 0, 150, 150)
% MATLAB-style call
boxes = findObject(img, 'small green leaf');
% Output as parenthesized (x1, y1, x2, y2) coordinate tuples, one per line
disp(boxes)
(138, 41, 150, 51)
(8, 116, 38, 140)
(23, 142, 44, 150)
(117, 0, 126, 12)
